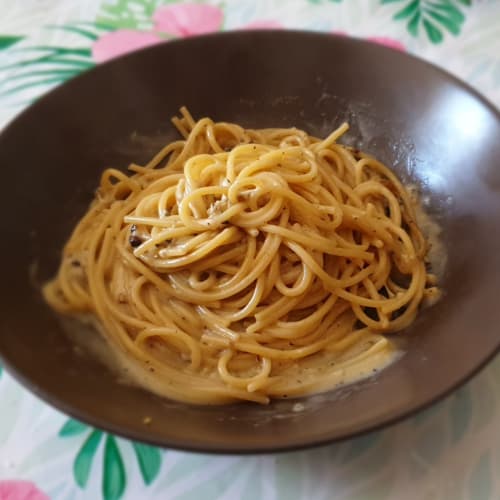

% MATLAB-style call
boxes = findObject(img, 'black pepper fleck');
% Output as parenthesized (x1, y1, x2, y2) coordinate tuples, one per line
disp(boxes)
(129, 235, 142, 248)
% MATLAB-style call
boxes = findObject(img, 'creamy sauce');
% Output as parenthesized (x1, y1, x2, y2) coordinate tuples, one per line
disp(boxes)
(61, 314, 176, 397)
(272, 344, 402, 400)
(61, 313, 401, 404)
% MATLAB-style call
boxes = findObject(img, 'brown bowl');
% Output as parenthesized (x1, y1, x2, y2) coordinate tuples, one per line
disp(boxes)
(0, 31, 499, 453)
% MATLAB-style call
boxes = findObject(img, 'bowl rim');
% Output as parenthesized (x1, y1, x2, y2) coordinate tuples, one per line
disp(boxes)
(1, 29, 499, 454)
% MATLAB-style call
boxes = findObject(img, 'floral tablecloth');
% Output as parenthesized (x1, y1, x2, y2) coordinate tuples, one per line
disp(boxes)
(1, 1, 500, 499)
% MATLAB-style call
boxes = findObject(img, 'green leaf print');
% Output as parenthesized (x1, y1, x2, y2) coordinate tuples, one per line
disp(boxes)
(46, 25, 100, 41)
(74, 430, 104, 487)
(407, 11, 421, 36)
(0, 76, 70, 98)
(426, 10, 459, 36)
(0, 35, 23, 50)
(132, 442, 162, 485)
(0, 53, 93, 73)
(59, 418, 90, 437)
(428, 2, 465, 24)
(60, 418, 162, 500)
(393, 0, 419, 20)
(97, 0, 173, 31)
(0, 25, 97, 102)
(103, 435, 126, 500)
(381, 0, 471, 43)
(5, 68, 83, 86)
(423, 18, 444, 43)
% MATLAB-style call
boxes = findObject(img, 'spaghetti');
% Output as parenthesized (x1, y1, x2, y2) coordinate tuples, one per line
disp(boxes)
(43, 107, 439, 404)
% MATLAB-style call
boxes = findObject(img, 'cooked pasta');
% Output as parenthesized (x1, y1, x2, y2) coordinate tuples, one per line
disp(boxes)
(43, 107, 439, 404)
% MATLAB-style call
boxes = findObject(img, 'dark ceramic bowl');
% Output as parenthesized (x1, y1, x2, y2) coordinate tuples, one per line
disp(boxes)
(0, 31, 499, 453)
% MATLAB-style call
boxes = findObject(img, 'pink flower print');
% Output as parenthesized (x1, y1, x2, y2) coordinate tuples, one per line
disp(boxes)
(91, 3, 283, 64)
(92, 29, 163, 63)
(153, 3, 223, 37)
(0, 480, 50, 500)
(241, 21, 283, 30)
(366, 36, 405, 52)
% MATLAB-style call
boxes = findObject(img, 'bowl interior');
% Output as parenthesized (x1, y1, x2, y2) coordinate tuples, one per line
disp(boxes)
(0, 31, 499, 453)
